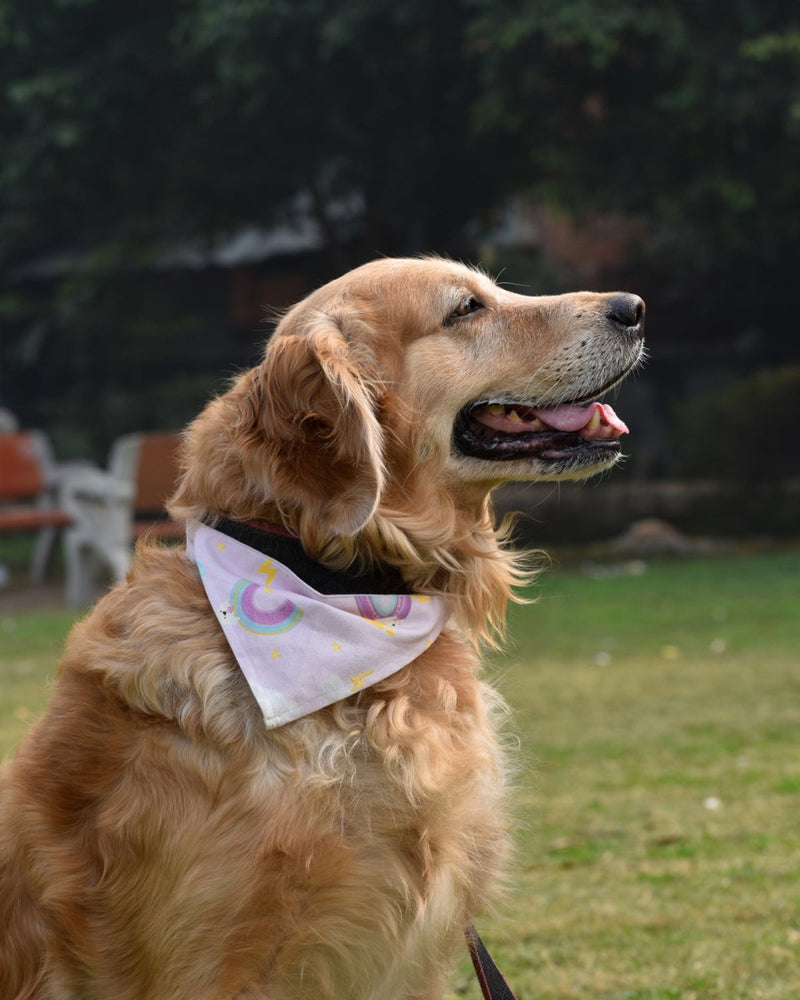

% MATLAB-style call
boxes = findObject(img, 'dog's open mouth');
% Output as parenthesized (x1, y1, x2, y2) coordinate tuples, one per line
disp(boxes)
(453, 400, 629, 463)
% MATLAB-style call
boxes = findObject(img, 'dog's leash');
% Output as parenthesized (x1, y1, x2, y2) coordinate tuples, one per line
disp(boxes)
(465, 924, 519, 1000)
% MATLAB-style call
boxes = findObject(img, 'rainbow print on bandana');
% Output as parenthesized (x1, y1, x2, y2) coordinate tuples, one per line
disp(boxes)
(230, 561, 304, 635)
(355, 594, 412, 621)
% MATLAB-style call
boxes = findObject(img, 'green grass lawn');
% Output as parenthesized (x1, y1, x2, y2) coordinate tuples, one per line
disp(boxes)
(1, 550, 798, 998)
(450, 549, 800, 999)
(0, 606, 79, 755)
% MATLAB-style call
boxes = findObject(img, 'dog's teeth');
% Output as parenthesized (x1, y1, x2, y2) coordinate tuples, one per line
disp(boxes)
(507, 409, 522, 422)
(585, 409, 602, 430)
(486, 404, 505, 416)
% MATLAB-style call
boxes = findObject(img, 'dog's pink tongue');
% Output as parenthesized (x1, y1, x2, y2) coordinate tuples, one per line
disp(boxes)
(534, 402, 629, 439)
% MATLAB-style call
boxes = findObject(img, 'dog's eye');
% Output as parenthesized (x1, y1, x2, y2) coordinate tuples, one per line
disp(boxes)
(449, 296, 483, 321)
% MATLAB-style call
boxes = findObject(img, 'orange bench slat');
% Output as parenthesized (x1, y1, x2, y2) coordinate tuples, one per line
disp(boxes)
(0, 508, 72, 531)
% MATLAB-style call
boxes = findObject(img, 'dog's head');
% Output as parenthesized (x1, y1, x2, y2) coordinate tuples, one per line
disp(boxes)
(171, 257, 644, 535)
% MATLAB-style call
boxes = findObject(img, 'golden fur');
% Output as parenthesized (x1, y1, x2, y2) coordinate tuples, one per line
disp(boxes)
(0, 257, 644, 999)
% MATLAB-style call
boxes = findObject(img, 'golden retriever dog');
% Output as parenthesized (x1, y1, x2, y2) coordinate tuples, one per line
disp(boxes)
(0, 257, 645, 999)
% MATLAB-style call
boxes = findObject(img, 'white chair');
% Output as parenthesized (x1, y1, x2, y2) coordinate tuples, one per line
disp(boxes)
(60, 432, 183, 604)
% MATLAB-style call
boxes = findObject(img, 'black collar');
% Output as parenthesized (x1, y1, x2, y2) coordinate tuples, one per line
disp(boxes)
(213, 518, 412, 596)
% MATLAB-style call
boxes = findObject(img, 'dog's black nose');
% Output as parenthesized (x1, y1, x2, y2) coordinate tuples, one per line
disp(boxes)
(607, 293, 645, 336)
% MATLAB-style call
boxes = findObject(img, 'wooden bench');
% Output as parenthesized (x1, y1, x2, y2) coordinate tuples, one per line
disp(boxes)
(0, 431, 75, 586)
(109, 431, 184, 542)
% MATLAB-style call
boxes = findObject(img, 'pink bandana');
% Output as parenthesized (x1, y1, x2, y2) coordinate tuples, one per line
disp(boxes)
(187, 522, 450, 728)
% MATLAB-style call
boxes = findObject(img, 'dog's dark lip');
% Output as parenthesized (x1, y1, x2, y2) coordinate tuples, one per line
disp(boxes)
(453, 352, 644, 464)
(452, 408, 622, 463)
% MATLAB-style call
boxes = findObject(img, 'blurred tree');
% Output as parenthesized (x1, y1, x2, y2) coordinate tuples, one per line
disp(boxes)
(4, 0, 795, 270)
(0, 0, 502, 266)
(1, 0, 798, 459)
(671, 364, 800, 481)
(467, 0, 800, 352)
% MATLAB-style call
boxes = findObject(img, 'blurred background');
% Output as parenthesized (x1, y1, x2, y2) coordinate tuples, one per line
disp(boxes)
(2, 0, 798, 546)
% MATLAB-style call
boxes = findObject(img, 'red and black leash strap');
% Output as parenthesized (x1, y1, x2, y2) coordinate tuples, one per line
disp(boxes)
(465, 924, 519, 1000)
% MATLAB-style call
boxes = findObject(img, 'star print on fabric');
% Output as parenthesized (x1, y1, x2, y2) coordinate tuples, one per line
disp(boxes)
(271, 649, 281, 659)
(332, 642, 342, 651)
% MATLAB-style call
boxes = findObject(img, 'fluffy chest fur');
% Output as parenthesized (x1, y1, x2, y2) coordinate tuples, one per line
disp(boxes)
(2, 545, 510, 1000)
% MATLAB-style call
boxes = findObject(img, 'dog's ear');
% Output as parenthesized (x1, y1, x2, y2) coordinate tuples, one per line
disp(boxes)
(255, 314, 385, 537)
